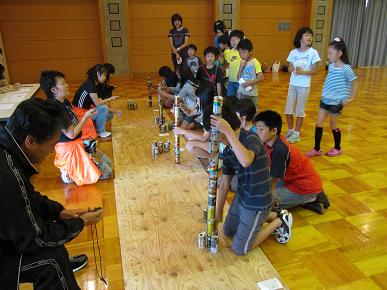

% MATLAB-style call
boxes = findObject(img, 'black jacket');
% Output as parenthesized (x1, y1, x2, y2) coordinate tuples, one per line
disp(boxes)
(0, 127, 84, 289)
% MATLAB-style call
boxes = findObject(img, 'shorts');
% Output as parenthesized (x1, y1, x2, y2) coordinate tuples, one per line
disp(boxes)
(227, 81, 239, 97)
(274, 179, 319, 209)
(223, 196, 270, 256)
(284, 85, 310, 117)
(320, 100, 343, 114)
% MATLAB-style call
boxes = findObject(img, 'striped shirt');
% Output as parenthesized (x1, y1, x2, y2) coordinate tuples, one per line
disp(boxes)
(321, 63, 357, 105)
(222, 128, 273, 210)
(72, 79, 97, 109)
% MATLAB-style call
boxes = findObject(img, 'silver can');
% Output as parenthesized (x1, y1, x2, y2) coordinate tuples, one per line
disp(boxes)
(163, 141, 170, 153)
(210, 235, 218, 254)
(198, 232, 207, 249)
(151, 141, 158, 158)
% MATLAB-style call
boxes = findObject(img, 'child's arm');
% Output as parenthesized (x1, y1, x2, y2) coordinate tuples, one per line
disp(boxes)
(295, 63, 318, 76)
(90, 93, 118, 106)
(343, 78, 359, 105)
(62, 108, 96, 139)
(177, 36, 189, 53)
(211, 116, 255, 167)
(237, 60, 246, 80)
(169, 37, 177, 54)
(0, 79, 21, 93)
(174, 127, 210, 141)
(215, 174, 232, 224)
(242, 72, 264, 87)
(288, 62, 295, 73)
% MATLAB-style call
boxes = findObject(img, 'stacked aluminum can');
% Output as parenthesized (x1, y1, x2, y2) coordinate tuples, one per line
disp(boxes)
(174, 96, 180, 164)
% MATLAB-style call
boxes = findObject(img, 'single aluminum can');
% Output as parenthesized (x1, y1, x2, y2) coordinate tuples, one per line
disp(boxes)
(208, 196, 216, 208)
(151, 141, 158, 158)
(213, 96, 223, 115)
(163, 141, 170, 153)
(207, 206, 215, 222)
(159, 124, 166, 134)
(198, 232, 207, 249)
(154, 116, 160, 125)
(207, 221, 214, 236)
(210, 235, 219, 253)
(203, 208, 208, 223)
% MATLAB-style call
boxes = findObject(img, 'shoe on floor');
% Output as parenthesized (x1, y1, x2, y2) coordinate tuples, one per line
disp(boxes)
(285, 130, 294, 140)
(60, 169, 73, 184)
(70, 254, 88, 273)
(325, 148, 342, 157)
(99, 132, 112, 138)
(303, 200, 325, 215)
(287, 132, 300, 143)
(276, 209, 293, 244)
(316, 191, 330, 209)
(306, 149, 322, 157)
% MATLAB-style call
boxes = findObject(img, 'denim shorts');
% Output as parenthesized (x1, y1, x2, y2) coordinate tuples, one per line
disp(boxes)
(223, 196, 270, 256)
(320, 100, 343, 115)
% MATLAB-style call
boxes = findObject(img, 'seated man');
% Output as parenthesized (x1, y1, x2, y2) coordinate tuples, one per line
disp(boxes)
(205, 102, 293, 255)
(0, 98, 103, 289)
(254, 110, 330, 214)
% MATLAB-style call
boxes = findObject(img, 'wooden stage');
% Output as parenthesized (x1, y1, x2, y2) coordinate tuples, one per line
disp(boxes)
(111, 99, 286, 289)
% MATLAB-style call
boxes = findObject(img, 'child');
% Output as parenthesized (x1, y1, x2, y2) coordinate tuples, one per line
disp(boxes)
(168, 13, 190, 70)
(225, 30, 244, 99)
(236, 39, 263, 110)
(158, 66, 179, 94)
(307, 37, 358, 157)
(185, 44, 203, 78)
(254, 110, 330, 214)
(72, 64, 121, 138)
(0, 64, 21, 93)
(196, 46, 222, 96)
(40, 70, 112, 185)
(97, 63, 116, 100)
(213, 20, 228, 49)
(285, 27, 321, 143)
(234, 98, 257, 133)
(203, 102, 293, 255)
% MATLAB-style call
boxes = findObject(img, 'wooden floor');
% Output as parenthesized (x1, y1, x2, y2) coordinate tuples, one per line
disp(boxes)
(25, 67, 387, 289)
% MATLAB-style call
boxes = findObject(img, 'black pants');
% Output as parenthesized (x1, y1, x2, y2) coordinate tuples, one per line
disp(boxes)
(19, 246, 80, 290)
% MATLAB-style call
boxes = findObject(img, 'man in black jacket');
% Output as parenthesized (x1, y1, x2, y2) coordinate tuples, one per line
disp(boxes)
(0, 98, 103, 290)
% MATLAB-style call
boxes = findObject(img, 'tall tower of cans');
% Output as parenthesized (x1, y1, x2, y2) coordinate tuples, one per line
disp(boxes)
(204, 96, 223, 253)
(157, 84, 164, 125)
(174, 95, 181, 164)
(147, 76, 152, 107)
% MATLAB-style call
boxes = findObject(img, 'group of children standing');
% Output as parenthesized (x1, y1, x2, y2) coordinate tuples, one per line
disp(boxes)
(165, 14, 359, 256)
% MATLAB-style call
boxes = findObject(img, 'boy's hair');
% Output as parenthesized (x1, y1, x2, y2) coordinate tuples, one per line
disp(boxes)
(158, 66, 173, 77)
(179, 62, 196, 86)
(195, 83, 214, 112)
(293, 27, 314, 48)
(171, 13, 183, 28)
(253, 110, 282, 136)
(86, 64, 108, 82)
(187, 44, 198, 52)
(213, 20, 226, 33)
(6, 98, 69, 145)
(203, 99, 241, 132)
(237, 38, 253, 52)
(234, 98, 256, 121)
(40, 70, 65, 99)
(203, 46, 219, 58)
(218, 34, 230, 46)
(329, 37, 350, 65)
(0, 64, 5, 80)
(229, 30, 244, 41)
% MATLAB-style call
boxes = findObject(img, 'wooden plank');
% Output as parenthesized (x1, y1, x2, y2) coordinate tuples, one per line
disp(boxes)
(114, 175, 286, 289)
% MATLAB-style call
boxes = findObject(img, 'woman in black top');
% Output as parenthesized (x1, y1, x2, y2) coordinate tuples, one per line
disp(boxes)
(168, 13, 190, 71)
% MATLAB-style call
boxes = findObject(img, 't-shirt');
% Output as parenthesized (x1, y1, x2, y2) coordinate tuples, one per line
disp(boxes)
(72, 79, 97, 109)
(321, 63, 357, 105)
(266, 136, 322, 194)
(59, 99, 82, 143)
(168, 28, 190, 49)
(222, 128, 273, 210)
(287, 47, 321, 87)
(196, 65, 222, 91)
(186, 56, 202, 78)
(225, 49, 241, 82)
(238, 58, 262, 97)
(177, 81, 198, 111)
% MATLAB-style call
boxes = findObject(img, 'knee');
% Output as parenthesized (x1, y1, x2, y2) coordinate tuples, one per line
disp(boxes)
(97, 104, 108, 113)
(185, 141, 194, 153)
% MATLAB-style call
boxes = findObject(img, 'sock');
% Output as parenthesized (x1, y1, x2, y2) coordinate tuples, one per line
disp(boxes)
(314, 127, 323, 151)
(332, 128, 341, 150)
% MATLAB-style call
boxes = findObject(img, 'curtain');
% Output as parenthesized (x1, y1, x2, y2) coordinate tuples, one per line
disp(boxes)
(330, 0, 365, 66)
(357, 0, 387, 67)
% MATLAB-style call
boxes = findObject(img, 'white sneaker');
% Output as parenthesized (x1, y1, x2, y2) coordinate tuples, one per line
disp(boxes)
(285, 130, 294, 140)
(287, 132, 300, 143)
(99, 132, 112, 138)
(276, 209, 293, 244)
(60, 169, 73, 184)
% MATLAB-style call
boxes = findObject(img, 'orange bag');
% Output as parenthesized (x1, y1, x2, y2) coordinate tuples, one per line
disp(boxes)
(54, 138, 101, 186)
(71, 106, 97, 140)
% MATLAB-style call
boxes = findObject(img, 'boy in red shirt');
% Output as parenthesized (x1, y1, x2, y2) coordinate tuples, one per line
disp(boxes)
(254, 110, 330, 214)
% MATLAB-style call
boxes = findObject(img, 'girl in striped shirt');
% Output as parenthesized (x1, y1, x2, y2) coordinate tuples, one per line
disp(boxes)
(307, 38, 358, 157)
